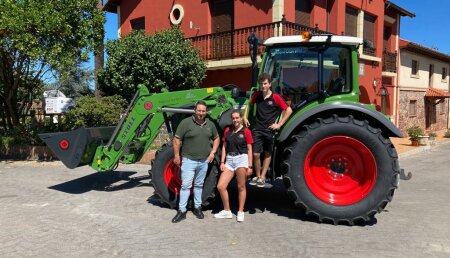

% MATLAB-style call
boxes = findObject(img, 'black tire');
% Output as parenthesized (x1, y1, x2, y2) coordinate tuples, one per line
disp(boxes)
(282, 115, 400, 225)
(150, 144, 219, 209)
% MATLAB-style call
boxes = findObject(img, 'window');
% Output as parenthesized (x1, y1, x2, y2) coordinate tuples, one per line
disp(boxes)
(363, 13, 376, 44)
(411, 60, 419, 76)
(263, 46, 352, 109)
(442, 67, 448, 81)
(409, 100, 417, 116)
(345, 6, 358, 37)
(131, 17, 145, 31)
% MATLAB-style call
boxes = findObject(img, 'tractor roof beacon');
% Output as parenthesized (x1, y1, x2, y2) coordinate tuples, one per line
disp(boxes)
(40, 33, 403, 225)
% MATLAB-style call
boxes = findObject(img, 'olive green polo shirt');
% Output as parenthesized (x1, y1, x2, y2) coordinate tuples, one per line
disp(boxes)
(175, 116, 219, 160)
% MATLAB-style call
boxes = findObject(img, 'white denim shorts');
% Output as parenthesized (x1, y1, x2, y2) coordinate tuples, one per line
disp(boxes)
(224, 153, 249, 172)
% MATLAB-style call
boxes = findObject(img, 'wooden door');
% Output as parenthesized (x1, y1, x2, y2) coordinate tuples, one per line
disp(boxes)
(425, 99, 436, 130)
(210, 0, 234, 59)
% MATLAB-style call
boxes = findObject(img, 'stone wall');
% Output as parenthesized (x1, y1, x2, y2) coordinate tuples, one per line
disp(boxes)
(399, 90, 449, 135)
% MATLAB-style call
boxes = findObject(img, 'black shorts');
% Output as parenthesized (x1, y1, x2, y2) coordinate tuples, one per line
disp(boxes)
(252, 130, 274, 153)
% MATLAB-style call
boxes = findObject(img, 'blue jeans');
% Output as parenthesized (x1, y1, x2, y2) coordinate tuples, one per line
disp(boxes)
(179, 157, 209, 213)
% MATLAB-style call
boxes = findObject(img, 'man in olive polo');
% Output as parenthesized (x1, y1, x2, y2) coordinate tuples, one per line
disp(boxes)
(172, 100, 220, 223)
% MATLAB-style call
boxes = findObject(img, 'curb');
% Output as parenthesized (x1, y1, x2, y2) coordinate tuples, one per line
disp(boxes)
(398, 139, 450, 159)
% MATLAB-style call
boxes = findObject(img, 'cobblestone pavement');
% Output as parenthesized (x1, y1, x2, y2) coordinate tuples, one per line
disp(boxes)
(1, 143, 450, 257)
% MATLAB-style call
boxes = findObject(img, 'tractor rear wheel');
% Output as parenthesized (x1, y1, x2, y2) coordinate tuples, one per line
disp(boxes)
(282, 115, 400, 225)
(150, 144, 218, 209)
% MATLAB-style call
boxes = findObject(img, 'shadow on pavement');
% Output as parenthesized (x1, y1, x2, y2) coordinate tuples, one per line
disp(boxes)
(48, 170, 150, 194)
(210, 178, 378, 226)
(147, 178, 377, 226)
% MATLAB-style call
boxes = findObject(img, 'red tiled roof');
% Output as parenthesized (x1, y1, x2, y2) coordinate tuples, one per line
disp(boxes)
(425, 88, 450, 98)
(400, 39, 450, 63)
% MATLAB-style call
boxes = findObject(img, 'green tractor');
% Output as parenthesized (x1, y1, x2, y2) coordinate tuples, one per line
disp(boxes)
(40, 33, 402, 225)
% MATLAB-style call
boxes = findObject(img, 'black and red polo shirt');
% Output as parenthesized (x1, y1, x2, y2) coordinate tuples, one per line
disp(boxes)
(250, 91, 289, 131)
(222, 126, 253, 154)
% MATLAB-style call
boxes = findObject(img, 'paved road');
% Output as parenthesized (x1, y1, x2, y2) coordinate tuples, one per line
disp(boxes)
(1, 144, 450, 257)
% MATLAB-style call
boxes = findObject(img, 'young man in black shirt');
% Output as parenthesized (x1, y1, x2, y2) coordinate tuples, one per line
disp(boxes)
(243, 73, 293, 187)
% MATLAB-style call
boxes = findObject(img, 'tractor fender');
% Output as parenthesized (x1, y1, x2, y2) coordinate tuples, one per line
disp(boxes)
(278, 102, 403, 142)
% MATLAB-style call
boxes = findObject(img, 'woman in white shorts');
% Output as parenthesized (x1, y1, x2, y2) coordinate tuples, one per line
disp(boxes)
(215, 110, 253, 222)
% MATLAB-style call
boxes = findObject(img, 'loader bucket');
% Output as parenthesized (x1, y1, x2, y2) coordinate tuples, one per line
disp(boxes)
(39, 127, 115, 169)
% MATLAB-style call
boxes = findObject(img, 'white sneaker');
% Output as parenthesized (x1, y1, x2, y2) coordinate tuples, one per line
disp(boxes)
(237, 211, 245, 222)
(249, 177, 258, 186)
(214, 210, 233, 219)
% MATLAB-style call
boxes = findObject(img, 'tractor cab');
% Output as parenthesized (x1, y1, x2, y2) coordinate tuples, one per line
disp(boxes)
(261, 34, 362, 111)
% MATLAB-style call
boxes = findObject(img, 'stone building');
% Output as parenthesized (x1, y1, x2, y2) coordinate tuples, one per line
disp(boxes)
(397, 39, 450, 134)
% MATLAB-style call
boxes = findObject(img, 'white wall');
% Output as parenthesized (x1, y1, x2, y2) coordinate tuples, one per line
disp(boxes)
(399, 50, 449, 91)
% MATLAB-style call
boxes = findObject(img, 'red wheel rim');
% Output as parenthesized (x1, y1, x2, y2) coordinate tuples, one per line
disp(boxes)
(304, 136, 377, 206)
(163, 159, 181, 195)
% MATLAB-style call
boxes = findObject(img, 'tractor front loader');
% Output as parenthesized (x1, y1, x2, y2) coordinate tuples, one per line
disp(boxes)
(41, 32, 404, 225)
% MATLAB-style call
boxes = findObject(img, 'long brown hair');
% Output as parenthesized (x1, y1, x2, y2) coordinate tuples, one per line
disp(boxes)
(230, 109, 243, 130)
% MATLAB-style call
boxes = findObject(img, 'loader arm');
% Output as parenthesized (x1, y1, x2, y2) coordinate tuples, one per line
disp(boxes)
(91, 85, 234, 171)
(40, 85, 239, 172)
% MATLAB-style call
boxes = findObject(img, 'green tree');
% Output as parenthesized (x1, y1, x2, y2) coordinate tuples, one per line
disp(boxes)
(48, 63, 94, 98)
(0, 0, 104, 131)
(98, 28, 206, 101)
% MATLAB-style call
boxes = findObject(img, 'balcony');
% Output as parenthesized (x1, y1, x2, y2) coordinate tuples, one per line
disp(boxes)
(382, 49, 397, 73)
(187, 19, 325, 61)
(362, 46, 377, 57)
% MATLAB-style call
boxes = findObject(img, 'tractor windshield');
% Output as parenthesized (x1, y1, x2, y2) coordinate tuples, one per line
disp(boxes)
(263, 45, 352, 108)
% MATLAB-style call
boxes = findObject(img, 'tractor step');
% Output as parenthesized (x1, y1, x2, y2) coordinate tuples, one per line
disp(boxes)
(39, 127, 115, 169)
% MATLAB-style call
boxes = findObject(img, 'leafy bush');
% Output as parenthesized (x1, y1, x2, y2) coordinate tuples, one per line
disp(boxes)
(62, 95, 127, 130)
(406, 126, 424, 142)
(98, 28, 206, 101)
(0, 118, 57, 148)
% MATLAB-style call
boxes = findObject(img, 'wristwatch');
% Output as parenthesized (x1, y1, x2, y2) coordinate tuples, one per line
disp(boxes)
(248, 166, 253, 169)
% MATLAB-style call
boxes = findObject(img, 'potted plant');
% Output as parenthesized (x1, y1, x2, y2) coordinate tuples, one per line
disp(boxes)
(407, 126, 424, 146)
(445, 130, 450, 138)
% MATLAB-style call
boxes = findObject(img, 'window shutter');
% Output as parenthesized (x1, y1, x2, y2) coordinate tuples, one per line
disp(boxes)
(383, 26, 391, 50)
(295, 0, 311, 26)
(345, 6, 358, 37)
(211, 0, 233, 32)
(364, 13, 376, 43)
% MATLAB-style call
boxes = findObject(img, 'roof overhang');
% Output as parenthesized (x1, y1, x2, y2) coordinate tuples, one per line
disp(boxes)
(264, 35, 363, 47)
(425, 88, 450, 98)
(385, 1, 416, 17)
(400, 39, 450, 63)
(103, 0, 119, 13)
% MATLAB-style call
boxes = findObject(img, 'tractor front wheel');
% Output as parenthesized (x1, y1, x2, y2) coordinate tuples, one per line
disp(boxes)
(282, 115, 400, 225)
(150, 144, 218, 209)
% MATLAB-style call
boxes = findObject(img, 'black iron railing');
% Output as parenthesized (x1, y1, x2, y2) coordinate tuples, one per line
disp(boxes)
(187, 18, 326, 60)
(382, 49, 397, 73)
(363, 46, 377, 56)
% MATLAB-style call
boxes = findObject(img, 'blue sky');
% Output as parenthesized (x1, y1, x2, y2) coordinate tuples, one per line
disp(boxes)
(86, 1, 450, 69)
(394, 0, 450, 55)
